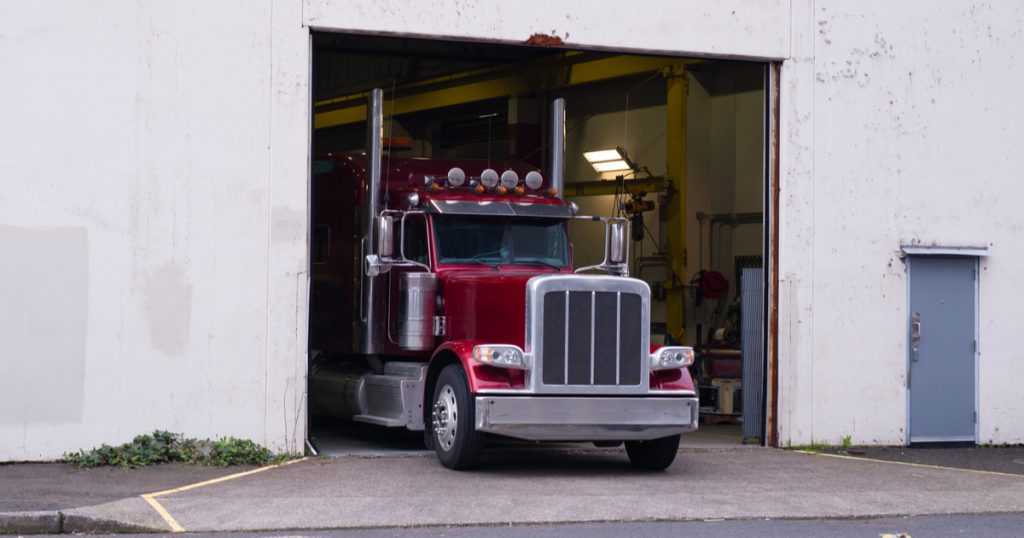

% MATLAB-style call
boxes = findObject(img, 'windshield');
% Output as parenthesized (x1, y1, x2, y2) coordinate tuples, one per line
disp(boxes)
(433, 216, 569, 268)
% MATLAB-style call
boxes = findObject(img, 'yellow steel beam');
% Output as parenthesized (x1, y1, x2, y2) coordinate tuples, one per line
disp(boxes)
(663, 63, 688, 341)
(565, 176, 671, 197)
(314, 54, 698, 129)
(315, 78, 531, 129)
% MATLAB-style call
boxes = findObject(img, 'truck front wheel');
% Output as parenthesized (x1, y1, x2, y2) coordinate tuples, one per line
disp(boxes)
(625, 435, 680, 470)
(430, 364, 484, 470)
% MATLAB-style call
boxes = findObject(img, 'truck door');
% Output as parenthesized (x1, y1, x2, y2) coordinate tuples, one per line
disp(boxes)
(385, 214, 431, 353)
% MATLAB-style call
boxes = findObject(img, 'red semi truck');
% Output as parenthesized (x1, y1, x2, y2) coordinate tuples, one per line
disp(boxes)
(310, 89, 698, 469)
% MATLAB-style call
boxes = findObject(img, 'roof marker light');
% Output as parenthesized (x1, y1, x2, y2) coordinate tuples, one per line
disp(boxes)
(480, 169, 499, 189)
(447, 167, 466, 187)
(500, 170, 519, 189)
(524, 171, 543, 190)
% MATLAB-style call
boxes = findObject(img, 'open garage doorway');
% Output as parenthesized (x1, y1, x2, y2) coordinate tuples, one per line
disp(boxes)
(306, 32, 775, 455)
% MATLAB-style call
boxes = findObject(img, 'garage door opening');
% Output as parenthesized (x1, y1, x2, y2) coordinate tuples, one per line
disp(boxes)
(306, 32, 774, 455)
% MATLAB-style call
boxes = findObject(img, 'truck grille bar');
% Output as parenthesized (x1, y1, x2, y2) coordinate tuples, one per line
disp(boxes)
(540, 290, 643, 387)
(525, 275, 650, 395)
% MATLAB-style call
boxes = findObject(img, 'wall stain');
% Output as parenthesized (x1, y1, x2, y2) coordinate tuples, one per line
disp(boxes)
(146, 261, 192, 355)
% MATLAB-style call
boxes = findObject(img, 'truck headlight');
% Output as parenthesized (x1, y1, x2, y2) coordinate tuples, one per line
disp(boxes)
(650, 346, 694, 371)
(473, 344, 526, 369)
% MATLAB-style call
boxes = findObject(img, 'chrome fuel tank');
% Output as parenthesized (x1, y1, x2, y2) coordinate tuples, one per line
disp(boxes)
(399, 272, 437, 350)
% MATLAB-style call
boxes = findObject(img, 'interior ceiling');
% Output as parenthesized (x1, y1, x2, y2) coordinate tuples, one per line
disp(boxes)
(310, 32, 762, 156)
(314, 32, 561, 101)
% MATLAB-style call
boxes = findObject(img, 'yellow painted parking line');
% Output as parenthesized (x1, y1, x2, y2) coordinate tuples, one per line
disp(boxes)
(141, 457, 308, 532)
(797, 450, 1024, 479)
(141, 494, 185, 533)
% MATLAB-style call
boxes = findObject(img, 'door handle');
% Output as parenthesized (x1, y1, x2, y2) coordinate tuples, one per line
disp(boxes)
(911, 311, 921, 362)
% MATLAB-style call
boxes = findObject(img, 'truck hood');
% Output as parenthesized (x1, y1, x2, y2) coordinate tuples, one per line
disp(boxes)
(439, 270, 553, 346)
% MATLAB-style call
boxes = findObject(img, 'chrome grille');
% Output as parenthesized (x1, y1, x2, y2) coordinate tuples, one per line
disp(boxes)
(526, 275, 650, 394)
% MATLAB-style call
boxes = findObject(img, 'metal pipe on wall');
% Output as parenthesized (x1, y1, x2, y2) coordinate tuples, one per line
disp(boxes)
(697, 211, 763, 271)
(359, 88, 384, 355)
(550, 98, 565, 198)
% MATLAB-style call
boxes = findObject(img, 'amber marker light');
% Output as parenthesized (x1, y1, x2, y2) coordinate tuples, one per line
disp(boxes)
(474, 184, 485, 194)
(498, 186, 507, 195)
(515, 186, 525, 196)
(430, 183, 441, 192)
(547, 187, 558, 196)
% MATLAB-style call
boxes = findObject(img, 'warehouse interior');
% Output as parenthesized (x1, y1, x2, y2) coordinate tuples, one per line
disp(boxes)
(307, 32, 770, 454)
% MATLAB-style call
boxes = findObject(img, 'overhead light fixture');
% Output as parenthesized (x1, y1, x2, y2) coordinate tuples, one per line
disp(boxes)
(592, 160, 633, 172)
(583, 147, 634, 173)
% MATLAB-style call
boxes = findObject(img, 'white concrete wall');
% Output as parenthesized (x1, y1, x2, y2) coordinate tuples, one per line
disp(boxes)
(0, 1, 309, 459)
(3, 0, 1022, 459)
(778, 0, 1024, 446)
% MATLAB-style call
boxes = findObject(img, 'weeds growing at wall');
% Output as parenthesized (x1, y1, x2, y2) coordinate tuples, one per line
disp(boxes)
(63, 430, 292, 468)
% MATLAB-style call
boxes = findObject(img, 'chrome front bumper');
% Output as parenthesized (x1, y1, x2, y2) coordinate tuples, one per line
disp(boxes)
(474, 395, 699, 441)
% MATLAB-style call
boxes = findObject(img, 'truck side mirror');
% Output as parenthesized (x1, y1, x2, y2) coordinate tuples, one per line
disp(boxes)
(609, 220, 627, 264)
(378, 215, 395, 259)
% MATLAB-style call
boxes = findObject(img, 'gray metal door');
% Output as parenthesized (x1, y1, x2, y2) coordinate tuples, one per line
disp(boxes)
(740, 268, 765, 442)
(907, 256, 977, 444)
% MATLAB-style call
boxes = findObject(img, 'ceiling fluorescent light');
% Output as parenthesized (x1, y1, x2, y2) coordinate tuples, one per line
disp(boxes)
(592, 160, 632, 172)
(583, 149, 623, 164)
(584, 147, 635, 173)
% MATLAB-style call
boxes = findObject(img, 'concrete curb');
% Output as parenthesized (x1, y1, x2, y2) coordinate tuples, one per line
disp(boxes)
(0, 508, 165, 535)
(61, 511, 164, 534)
(0, 510, 61, 535)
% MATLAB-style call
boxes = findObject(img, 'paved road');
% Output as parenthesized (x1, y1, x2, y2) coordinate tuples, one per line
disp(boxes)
(5, 446, 1024, 534)
(842, 445, 1024, 475)
(0, 462, 256, 512)
(64, 447, 1024, 533)
(33, 513, 1024, 538)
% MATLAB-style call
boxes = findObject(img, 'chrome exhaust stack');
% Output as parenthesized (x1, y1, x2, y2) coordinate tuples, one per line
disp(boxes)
(359, 88, 385, 355)
(550, 97, 565, 198)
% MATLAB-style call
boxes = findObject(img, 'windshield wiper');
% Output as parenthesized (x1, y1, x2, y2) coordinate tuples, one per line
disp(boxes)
(453, 260, 500, 270)
(513, 260, 563, 271)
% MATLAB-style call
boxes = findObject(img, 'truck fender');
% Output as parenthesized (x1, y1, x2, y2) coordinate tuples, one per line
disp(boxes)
(427, 341, 527, 395)
(649, 343, 697, 391)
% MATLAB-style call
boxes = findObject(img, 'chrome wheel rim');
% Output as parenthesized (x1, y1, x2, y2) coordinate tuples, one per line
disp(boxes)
(433, 384, 458, 451)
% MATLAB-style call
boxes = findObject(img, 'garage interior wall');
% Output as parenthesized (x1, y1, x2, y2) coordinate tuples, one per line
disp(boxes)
(3, 0, 1023, 460)
(564, 65, 764, 345)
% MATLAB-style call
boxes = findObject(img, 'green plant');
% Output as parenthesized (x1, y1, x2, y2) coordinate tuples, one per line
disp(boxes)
(786, 441, 832, 454)
(841, 434, 853, 449)
(63, 431, 292, 468)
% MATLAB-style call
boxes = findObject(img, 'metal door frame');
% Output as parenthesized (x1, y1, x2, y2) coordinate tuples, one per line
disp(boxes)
(902, 247, 986, 446)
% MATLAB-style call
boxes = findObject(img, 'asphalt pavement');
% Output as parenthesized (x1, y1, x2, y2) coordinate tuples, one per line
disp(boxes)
(836, 445, 1024, 475)
(2, 443, 1023, 535)
(36, 513, 1024, 538)
(0, 463, 257, 512)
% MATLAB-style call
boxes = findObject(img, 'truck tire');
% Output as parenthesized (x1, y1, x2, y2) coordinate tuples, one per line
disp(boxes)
(430, 364, 484, 469)
(625, 434, 680, 470)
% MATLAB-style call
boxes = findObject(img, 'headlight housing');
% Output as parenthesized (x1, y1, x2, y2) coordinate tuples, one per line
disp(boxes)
(649, 346, 694, 371)
(472, 344, 526, 369)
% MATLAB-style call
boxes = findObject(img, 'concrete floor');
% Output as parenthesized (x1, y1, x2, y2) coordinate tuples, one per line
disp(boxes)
(309, 421, 752, 457)
(6, 440, 1024, 534)
(71, 446, 1024, 533)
